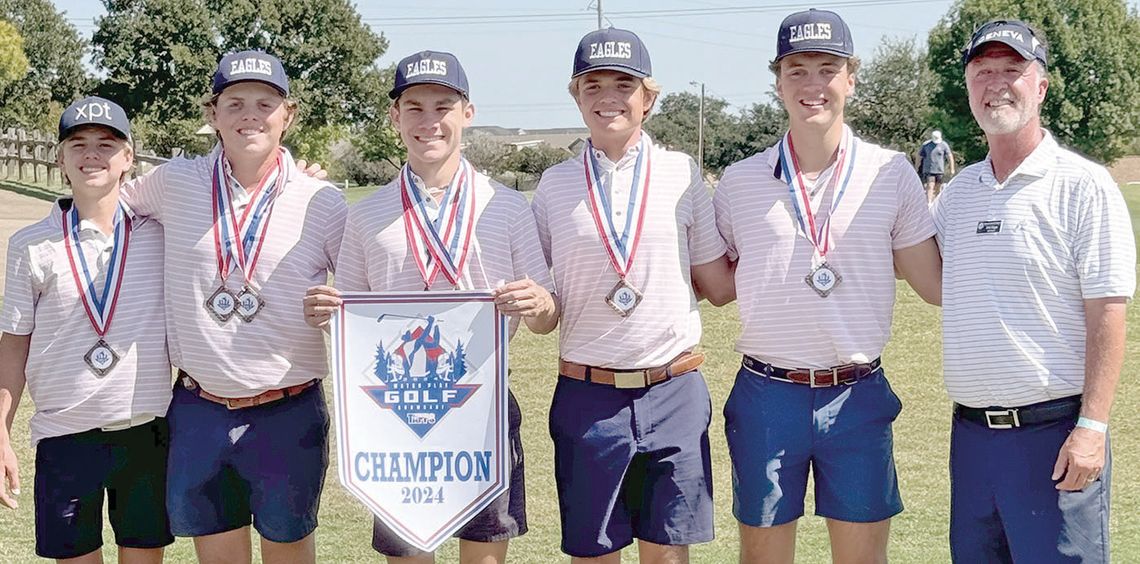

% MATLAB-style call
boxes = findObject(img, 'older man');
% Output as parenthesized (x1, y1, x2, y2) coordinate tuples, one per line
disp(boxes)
(933, 19, 1135, 563)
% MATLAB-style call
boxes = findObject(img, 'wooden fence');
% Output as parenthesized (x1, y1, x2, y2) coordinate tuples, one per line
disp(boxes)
(0, 127, 172, 190)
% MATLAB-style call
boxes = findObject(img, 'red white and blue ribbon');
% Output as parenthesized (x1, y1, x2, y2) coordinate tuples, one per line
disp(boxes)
(583, 137, 651, 279)
(210, 150, 284, 285)
(401, 158, 476, 288)
(778, 125, 857, 258)
(62, 203, 131, 337)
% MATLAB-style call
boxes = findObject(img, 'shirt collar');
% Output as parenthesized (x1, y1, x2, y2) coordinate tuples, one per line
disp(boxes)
(589, 131, 651, 170)
(979, 129, 1057, 186)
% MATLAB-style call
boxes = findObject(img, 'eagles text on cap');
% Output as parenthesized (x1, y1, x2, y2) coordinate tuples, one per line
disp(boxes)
(213, 50, 290, 96)
(572, 28, 652, 79)
(59, 96, 131, 141)
(389, 51, 469, 100)
(774, 9, 855, 63)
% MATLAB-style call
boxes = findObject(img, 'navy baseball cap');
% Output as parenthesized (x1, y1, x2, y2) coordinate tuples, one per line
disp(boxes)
(963, 19, 1048, 68)
(389, 51, 469, 99)
(59, 96, 131, 141)
(572, 28, 652, 79)
(774, 9, 855, 62)
(213, 50, 290, 96)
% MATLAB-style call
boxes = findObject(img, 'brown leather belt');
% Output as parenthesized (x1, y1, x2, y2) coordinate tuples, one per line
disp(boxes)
(178, 371, 318, 410)
(741, 355, 881, 387)
(559, 352, 705, 389)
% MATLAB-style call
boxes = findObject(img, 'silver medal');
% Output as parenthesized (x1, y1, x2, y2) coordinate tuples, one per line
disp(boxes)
(805, 262, 842, 298)
(205, 286, 238, 322)
(234, 286, 265, 322)
(84, 339, 119, 377)
(605, 279, 643, 317)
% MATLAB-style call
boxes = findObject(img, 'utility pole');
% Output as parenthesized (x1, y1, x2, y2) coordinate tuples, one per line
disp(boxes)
(691, 81, 705, 175)
(596, 0, 603, 29)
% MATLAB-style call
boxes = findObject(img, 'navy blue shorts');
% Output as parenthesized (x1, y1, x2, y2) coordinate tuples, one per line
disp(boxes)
(34, 419, 173, 559)
(724, 363, 904, 527)
(372, 390, 527, 556)
(549, 371, 714, 558)
(950, 398, 1110, 563)
(165, 380, 330, 542)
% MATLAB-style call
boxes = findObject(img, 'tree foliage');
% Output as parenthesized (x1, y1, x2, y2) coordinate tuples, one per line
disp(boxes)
(645, 92, 785, 175)
(928, 0, 1140, 163)
(0, 20, 29, 91)
(848, 37, 940, 154)
(0, 0, 90, 130)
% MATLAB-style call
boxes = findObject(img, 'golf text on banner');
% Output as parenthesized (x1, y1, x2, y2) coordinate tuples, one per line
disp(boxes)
(330, 291, 509, 552)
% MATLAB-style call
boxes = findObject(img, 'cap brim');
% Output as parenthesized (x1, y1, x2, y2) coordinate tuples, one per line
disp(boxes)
(215, 78, 289, 97)
(388, 79, 469, 100)
(59, 124, 131, 142)
(772, 46, 855, 64)
(571, 64, 650, 79)
(964, 38, 1038, 65)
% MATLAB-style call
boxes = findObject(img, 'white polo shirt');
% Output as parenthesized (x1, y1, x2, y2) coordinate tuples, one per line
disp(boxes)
(121, 145, 347, 397)
(335, 167, 555, 304)
(714, 131, 935, 369)
(532, 135, 726, 369)
(933, 131, 1136, 408)
(1, 200, 170, 445)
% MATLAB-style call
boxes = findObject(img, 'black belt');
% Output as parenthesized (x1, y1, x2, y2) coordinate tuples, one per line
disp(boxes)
(954, 395, 1081, 429)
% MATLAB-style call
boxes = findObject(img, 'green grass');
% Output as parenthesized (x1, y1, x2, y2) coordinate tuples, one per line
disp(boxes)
(0, 185, 1138, 562)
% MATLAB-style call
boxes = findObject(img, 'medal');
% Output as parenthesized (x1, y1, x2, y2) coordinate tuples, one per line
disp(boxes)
(805, 262, 842, 298)
(605, 279, 643, 316)
(205, 286, 237, 322)
(778, 126, 857, 299)
(234, 286, 265, 322)
(84, 339, 120, 377)
(61, 202, 131, 376)
(583, 137, 651, 316)
(208, 148, 284, 321)
(401, 159, 476, 290)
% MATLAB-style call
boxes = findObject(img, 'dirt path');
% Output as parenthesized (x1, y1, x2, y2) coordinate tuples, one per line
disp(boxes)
(0, 190, 53, 288)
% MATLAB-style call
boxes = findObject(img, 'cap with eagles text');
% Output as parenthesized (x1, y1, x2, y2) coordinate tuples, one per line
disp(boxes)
(962, 19, 1048, 68)
(389, 50, 469, 100)
(572, 28, 652, 79)
(213, 50, 290, 96)
(774, 9, 855, 63)
(59, 96, 131, 141)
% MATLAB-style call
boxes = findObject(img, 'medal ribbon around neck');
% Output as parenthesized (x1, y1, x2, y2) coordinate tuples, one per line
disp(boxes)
(778, 126, 857, 259)
(400, 158, 476, 288)
(62, 203, 131, 338)
(210, 149, 284, 287)
(583, 137, 651, 279)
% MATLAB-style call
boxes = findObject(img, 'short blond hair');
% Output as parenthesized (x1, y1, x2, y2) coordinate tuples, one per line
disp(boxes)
(567, 74, 662, 117)
(768, 55, 862, 76)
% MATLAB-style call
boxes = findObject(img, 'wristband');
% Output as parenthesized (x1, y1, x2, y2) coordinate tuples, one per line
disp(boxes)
(1076, 416, 1108, 433)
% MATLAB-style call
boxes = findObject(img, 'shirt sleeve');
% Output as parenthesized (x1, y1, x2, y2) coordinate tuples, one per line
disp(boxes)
(0, 236, 37, 335)
(685, 157, 727, 265)
(333, 207, 371, 292)
(119, 161, 170, 221)
(509, 195, 556, 293)
(530, 180, 554, 269)
(930, 180, 950, 254)
(713, 166, 739, 262)
(1074, 172, 1137, 299)
(319, 186, 348, 274)
(890, 155, 937, 250)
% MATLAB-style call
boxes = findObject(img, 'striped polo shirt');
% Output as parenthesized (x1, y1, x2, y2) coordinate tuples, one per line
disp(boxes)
(121, 145, 347, 398)
(714, 131, 935, 369)
(335, 168, 555, 307)
(933, 131, 1136, 408)
(1, 199, 170, 445)
(532, 136, 726, 369)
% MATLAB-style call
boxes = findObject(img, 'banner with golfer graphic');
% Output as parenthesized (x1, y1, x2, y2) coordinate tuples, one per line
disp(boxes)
(330, 291, 509, 552)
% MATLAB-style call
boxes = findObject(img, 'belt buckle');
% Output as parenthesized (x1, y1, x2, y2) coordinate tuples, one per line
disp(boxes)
(100, 419, 132, 432)
(225, 397, 255, 410)
(984, 408, 1020, 429)
(810, 367, 839, 388)
(612, 371, 648, 389)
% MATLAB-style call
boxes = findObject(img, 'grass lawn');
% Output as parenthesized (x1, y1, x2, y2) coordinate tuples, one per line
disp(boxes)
(0, 183, 1137, 562)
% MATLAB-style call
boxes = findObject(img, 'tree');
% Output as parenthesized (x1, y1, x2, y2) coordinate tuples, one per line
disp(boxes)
(0, 0, 90, 130)
(502, 144, 572, 176)
(848, 37, 939, 154)
(646, 92, 786, 175)
(0, 21, 29, 90)
(928, 0, 1140, 163)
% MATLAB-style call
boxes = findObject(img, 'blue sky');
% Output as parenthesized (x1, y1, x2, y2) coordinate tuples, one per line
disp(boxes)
(49, 0, 1139, 129)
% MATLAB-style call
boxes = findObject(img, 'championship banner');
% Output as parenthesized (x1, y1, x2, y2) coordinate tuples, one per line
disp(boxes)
(331, 291, 509, 552)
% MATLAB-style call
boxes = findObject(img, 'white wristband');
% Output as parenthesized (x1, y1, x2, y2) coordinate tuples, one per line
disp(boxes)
(1076, 416, 1108, 433)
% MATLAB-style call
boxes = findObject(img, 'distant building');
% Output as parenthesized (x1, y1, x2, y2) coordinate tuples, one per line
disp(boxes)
(466, 126, 589, 152)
